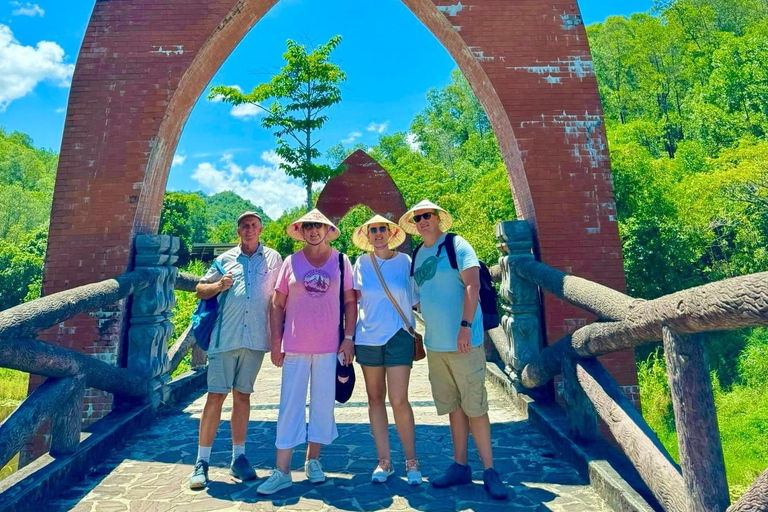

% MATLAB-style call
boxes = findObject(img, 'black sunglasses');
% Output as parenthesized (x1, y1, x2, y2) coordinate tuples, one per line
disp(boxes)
(412, 212, 436, 223)
(368, 226, 389, 234)
(302, 222, 324, 230)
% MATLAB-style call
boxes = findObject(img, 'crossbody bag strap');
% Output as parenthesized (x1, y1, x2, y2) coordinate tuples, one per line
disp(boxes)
(369, 253, 415, 335)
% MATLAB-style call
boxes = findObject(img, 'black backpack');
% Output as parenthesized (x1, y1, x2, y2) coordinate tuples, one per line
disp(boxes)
(410, 233, 500, 331)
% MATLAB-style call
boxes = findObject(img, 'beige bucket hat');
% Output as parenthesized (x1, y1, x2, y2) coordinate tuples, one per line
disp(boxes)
(398, 199, 454, 235)
(352, 214, 406, 251)
(287, 208, 340, 242)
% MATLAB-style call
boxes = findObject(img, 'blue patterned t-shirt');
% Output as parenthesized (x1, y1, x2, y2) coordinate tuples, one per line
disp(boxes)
(413, 233, 484, 352)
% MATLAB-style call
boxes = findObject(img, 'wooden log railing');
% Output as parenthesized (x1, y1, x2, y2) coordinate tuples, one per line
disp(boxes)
(0, 234, 204, 475)
(493, 220, 768, 512)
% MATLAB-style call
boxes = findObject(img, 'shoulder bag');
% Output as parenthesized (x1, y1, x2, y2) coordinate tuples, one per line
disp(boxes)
(370, 253, 426, 361)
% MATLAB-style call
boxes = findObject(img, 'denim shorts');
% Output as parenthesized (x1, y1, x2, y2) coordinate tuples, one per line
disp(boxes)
(355, 328, 414, 367)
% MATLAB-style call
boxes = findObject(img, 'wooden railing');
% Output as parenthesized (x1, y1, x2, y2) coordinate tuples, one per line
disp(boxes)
(489, 220, 768, 512)
(0, 235, 208, 477)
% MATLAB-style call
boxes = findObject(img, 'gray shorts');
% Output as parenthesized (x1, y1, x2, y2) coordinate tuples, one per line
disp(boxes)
(355, 329, 414, 367)
(207, 348, 265, 394)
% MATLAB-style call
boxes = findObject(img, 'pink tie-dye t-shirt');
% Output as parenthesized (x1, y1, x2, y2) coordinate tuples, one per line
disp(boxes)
(275, 249, 354, 354)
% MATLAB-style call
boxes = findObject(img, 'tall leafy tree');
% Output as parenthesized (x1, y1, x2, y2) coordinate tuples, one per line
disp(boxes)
(209, 36, 346, 209)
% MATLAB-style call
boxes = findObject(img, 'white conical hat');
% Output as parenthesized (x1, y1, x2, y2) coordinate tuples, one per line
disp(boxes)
(398, 199, 453, 235)
(287, 208, 340, 242)
(352, 214, 406, 251)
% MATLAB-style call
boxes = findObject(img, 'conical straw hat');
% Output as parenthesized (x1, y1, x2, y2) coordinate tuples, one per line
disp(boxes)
(398, 199, 453, 235)
(287, 208, 340, 242)
(352, 214, 406, 251)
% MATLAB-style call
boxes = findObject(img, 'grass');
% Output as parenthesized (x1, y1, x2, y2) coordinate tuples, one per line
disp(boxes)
(638, 331, 768, 502)
(0, 368, 28, 480)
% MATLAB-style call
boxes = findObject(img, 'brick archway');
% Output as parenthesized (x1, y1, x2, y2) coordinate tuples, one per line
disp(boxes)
(40, 0, 635, 440)
(317, 150, 408, 225)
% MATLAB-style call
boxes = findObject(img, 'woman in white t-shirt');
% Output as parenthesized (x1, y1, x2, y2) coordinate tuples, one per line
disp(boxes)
(351, 214, 422, 485)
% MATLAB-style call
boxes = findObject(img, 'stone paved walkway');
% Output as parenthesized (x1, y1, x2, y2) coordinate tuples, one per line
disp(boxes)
(46, 360, 608, 511)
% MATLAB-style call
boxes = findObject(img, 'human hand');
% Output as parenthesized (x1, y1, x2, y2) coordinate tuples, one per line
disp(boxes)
(456, 327, 472, 354)
(218, 273, 234, 291)
(271, 346, 285, 367)
(339, 338, 354, 365)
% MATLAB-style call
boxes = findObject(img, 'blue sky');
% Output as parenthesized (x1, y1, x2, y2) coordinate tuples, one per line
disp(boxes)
(0, 0, 653, 218)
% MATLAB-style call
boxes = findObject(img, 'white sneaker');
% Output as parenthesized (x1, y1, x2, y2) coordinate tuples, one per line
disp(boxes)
(305, 458, 326, 483)
(371, 459, 394, 483)
(256, 468, 292, 495)
(405, 459, 423, 486)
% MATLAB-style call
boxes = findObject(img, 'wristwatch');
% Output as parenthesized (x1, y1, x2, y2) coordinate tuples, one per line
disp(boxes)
(460, 320, 472, 328)
(344, 334, 354, 341)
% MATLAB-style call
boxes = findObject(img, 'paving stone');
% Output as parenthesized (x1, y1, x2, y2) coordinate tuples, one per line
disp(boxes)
(44, 362, 610, 511)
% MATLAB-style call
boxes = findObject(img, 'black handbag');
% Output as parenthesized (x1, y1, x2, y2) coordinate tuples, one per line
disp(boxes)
(335, 253, 356, 403)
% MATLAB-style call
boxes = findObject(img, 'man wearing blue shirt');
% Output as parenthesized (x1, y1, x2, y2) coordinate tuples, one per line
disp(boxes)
(190, 211, 282, 490)
(400, 200, 507, 500)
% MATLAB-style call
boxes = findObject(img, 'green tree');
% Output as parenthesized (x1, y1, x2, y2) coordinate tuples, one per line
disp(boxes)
(159, 191, 209, 264)
(209, 36, 347, 209)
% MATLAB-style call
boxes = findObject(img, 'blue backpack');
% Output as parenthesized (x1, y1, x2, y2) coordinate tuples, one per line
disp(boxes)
(191, 260, 230, 351)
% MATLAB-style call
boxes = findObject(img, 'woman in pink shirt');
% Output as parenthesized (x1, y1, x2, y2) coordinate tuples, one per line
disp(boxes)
(257, 209, 356, 495)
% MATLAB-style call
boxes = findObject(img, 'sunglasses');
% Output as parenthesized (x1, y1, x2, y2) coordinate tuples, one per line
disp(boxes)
(302, 222, 324, 230)
(368, 226, 389, 234)
(412, 212, 436, 223)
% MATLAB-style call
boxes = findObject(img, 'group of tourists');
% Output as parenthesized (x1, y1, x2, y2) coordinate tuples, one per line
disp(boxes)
(188, 199, 508, 501)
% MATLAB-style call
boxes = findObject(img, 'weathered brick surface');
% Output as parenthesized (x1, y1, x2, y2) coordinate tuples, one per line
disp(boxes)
(35, 0, 637, 462)
(317, 150, 407, 225)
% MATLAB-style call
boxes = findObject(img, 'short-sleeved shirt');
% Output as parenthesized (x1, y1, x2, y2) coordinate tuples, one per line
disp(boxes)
(353, 252, 419, 347)
(275, 249, 354, 354)
(413, 233, 484, 352)
(200, 243, 283, 354)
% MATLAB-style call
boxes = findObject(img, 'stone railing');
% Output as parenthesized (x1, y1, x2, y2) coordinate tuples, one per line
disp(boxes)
(490, 220, 768, 512)
(0, 235, 188, 474)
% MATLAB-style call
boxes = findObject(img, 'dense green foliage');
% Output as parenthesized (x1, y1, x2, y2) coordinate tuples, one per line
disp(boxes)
(158, 190, 272, 264)
(209, 36, 346, 209)
(590, 0, 768, 497)
(0, 128, 56, 310)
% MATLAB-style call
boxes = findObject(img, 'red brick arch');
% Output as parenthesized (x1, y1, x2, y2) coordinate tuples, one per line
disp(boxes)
(39, 0, 636, 440)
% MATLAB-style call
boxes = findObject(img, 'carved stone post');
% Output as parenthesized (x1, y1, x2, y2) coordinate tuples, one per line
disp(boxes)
(495, 221, 543, 377)
(127, 235, 179, 407)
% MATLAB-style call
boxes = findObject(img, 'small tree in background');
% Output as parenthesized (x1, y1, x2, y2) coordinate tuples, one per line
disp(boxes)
(209, 36, 346, 209)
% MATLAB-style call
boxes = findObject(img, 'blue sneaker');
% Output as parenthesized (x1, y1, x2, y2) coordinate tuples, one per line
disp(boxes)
(483, 468, 508, 500)
(431, 462, 472, 488)
(230, 454, 256, 481)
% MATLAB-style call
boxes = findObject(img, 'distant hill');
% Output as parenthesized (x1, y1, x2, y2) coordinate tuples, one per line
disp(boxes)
(196, 191, 272, 225)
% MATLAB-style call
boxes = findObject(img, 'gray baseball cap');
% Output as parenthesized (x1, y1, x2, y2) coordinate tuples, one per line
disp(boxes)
(237, 211, 262, 225)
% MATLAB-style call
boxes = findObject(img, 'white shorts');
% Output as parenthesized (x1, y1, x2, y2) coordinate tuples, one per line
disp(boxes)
(275, 352, 338, 449)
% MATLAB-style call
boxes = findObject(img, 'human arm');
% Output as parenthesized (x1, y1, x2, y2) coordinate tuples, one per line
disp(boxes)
(339, 288, 357, 364)
(269, 291, 287, 367)
(456, 266, 480, 353)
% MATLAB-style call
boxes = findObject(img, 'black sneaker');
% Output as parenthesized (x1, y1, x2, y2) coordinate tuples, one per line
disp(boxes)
(189, 459, 209, 490)
(431, 462, 472, 488)
(483, 468, 508, 500)
(230, 454, 257, 481)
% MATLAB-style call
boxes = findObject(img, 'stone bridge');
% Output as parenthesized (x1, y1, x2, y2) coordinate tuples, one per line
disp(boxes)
(2, 1, 768, 510)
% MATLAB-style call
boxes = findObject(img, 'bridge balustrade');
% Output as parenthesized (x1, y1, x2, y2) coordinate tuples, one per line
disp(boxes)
(490, 220, 768, 512)
(2, 226, 768, 511)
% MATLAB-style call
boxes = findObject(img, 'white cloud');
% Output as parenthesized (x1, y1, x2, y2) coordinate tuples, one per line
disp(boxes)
(191, 151, 306, 218)
(366, 121, 389, 134)
(10, 2, 44, 17)
(209, 84, 242, 102)
(230, 103, 262, 120)
(172, 154, 186, 167)
(405, 132, 421, 152)
(0, 24, 74, 111)
(55, 107, 65, 113)
(341, 131, 362, 144)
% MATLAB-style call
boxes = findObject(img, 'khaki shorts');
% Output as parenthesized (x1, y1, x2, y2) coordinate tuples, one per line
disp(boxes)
(427, 345, 488, 417)
(207, 348, 265, 394)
